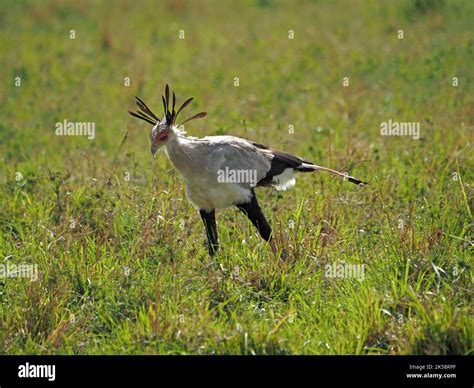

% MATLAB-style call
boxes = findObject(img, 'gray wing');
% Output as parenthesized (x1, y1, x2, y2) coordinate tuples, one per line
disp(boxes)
(202, 136, 272, 188)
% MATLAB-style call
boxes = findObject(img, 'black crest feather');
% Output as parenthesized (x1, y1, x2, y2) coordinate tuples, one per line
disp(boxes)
(179, 111, 207, 125)
(130, 85, 207, 127)
(135, 96, 160, 122)
(128, 111, 156, 125)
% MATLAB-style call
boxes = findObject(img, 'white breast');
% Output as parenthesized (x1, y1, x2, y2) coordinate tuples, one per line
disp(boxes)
(184, 176, 252, 210)
(164, 135, 258, 210)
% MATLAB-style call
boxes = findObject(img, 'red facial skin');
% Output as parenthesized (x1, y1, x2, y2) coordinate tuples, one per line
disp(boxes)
(154, 129, 169, 145)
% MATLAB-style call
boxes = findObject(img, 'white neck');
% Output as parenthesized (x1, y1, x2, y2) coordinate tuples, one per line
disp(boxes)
(164, 133, 194, 174)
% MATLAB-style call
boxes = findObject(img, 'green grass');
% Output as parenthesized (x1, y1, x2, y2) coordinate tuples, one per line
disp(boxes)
(0, 0, 472, 355)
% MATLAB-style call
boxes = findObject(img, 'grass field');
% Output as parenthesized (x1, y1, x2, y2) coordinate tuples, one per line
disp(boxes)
(0, 0, 472, 355)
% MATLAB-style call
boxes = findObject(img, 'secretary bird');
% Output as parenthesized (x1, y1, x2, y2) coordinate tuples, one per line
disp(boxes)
(129, 85, 366, 257)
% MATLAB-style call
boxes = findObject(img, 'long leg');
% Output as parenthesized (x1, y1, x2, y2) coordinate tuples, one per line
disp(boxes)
(236, 191, 277, 254)
(199, 209, 219, 256)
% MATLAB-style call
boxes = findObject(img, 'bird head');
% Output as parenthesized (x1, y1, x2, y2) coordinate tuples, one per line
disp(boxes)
(129, 84, 207, 155)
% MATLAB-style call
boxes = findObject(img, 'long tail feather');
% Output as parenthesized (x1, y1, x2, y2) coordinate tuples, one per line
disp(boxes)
(300, 163, 367, 185)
